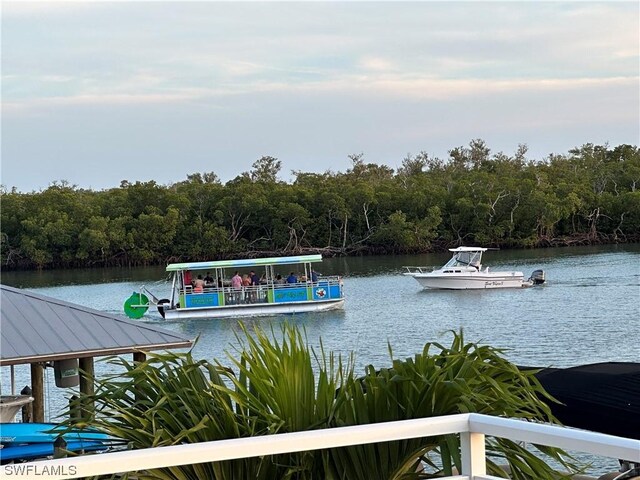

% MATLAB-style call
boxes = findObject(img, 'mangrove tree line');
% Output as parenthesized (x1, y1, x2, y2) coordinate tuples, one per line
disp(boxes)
(1, 140, 639, 270)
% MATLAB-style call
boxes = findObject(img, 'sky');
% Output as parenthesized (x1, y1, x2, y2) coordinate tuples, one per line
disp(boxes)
(1, 1, 639, 192)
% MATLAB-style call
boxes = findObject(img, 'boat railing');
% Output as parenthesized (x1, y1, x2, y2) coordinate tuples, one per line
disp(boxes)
(404, 266, 434, 274)
(15, 412, 640, 480)
(404, 265, 484, 275)
(178, 276, 344, 306)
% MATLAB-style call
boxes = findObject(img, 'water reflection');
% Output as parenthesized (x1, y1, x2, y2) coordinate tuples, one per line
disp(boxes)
(2, 244, 638, 286)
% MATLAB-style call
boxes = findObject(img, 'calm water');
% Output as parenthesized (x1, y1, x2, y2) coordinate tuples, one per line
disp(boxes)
(3, 245, 638, 369)
(1, 245, 639, 473)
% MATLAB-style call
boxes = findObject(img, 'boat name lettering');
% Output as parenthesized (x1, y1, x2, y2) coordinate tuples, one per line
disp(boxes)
(274, 288, 308, 303)
(485, 281, 504, 286)
(185, 294, 218, 308)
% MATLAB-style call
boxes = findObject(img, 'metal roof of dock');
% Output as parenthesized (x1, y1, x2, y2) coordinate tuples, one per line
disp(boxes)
(166, 254, 324, 272)
(0, 285, 194, 366)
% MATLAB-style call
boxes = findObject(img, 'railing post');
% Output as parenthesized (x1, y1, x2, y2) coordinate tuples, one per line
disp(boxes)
(53, 436, 68, 459)
(79, 357, 95, 421)
(460, 431, 486, 478)
(30, 362, 45, 423)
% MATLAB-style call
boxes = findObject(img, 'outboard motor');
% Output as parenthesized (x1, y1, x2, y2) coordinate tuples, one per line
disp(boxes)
(157, 299, 171, 319)
(529, 269, 545, 285)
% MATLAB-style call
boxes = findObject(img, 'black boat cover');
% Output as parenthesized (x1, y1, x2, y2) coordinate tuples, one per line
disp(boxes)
(531, 362, 640, 440)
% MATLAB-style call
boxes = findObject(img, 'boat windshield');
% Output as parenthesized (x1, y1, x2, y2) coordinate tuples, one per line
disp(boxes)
(443, 251, 483, 269)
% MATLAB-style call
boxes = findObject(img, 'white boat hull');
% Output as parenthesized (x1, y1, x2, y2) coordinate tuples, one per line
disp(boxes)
(163, 298, 345, 320)
(0, 395, 34, 422)
(405, 272, 531, 290)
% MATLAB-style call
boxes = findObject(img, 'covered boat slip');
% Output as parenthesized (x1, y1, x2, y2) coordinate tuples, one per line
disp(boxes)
(0, 286, 193, 464)
(160, 254, 344, 319)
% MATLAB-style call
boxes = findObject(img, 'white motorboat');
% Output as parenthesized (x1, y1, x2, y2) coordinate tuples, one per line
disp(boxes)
(404, 247, 545, 290)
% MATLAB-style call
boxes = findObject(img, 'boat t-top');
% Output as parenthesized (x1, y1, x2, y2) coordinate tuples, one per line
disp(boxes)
(403, 247, 545, 290)
(124, 254, 344, 320)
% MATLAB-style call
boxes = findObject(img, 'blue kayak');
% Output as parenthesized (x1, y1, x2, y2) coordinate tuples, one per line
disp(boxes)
(0, 423, 110, 444)
(0, 439, 108, 461)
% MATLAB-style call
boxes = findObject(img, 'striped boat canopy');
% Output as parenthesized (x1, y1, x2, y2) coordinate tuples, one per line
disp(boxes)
(448, 247, 488, 252)
(166, 254, 324, 272)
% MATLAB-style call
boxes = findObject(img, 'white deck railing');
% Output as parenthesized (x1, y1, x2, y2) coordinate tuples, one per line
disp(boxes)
(4, 413, 639, 480)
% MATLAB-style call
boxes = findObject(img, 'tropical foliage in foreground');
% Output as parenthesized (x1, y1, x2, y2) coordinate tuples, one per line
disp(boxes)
(2, 141, 639, 269)
(68, 326, 578, 479)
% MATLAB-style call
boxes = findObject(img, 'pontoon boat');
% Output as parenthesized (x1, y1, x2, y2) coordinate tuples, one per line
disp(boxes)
(124, 254, 345, 320)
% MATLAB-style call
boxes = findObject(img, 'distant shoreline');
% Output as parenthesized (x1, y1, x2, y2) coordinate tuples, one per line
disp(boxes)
(2, 143, 638, 272)
(2, 237, 638, 272)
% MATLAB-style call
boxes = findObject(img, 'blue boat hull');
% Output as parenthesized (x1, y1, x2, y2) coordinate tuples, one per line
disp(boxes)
(0, 423, 116, 461)
(0, 439, 107, 461)
(0, 423, 109, 444)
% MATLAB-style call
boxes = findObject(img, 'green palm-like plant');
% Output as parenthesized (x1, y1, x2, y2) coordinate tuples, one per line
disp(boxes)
(215, 323, 353, 479)
(68, 350, 277, 480)
(67, 325, 579, 480)
(326, 330, 576, 479)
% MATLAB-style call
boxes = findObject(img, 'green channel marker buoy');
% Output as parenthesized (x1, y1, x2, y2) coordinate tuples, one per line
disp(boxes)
(123, 292, 149, 319)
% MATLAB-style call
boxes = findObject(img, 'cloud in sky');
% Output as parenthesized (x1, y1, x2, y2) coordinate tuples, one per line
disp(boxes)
(2, 1, 638, 192)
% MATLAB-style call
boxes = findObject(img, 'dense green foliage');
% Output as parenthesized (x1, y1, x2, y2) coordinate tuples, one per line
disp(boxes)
(69, 326, 577, 479)
(2, 141, 639, 269)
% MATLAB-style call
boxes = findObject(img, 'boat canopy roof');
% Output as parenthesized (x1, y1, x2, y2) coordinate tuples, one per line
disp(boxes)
(166, 254, 324, 272)
(448, 247, 488, 253)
